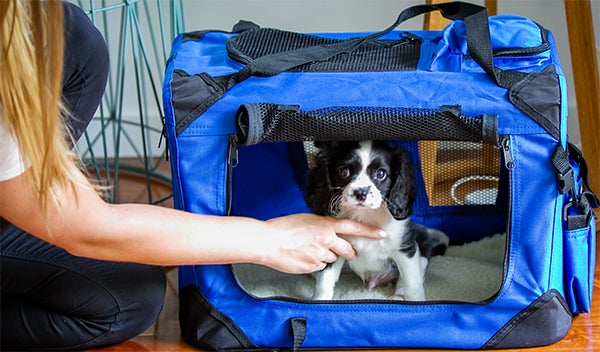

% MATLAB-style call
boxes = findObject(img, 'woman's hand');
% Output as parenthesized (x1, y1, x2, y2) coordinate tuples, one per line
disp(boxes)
(260, 214, 386, 274)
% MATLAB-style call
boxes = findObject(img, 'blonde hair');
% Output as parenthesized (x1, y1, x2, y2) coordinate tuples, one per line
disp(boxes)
(1, 0, 85, 216)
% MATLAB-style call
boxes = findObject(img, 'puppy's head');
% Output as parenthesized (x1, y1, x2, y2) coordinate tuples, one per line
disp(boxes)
(305, 140, 416, 220)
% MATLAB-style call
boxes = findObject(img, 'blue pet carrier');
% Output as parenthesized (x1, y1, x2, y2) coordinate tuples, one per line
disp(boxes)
(162, 2, 597, 350)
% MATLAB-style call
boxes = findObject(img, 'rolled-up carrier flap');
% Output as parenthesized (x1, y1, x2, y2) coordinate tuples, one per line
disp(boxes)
(235, 103, 498, 145)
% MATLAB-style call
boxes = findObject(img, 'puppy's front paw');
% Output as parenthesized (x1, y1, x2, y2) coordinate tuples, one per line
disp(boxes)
(311, 291, 334, 300)
(401, 286, 426, 301)
(388, 294, 405, 300)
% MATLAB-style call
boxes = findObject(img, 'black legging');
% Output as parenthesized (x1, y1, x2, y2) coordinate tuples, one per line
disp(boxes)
(0, 3, 166, 350)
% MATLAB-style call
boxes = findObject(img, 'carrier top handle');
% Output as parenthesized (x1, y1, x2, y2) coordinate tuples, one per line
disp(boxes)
(227, 1, 524, 89)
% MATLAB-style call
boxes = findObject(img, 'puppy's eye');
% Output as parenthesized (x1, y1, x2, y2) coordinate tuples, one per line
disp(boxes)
(375, 168, 387, 181)
(338, 166, 351, 179)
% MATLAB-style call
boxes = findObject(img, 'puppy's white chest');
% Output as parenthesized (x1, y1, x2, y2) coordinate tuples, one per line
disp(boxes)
(342, 215, 407, 279)
(346, 237, 395, 273)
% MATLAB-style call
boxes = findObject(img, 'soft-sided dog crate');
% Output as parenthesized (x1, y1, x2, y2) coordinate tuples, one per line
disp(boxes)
(162, 2, 597, 350)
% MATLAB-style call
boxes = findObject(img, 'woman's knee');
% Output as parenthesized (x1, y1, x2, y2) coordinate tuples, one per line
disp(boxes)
(86, 264, 167, 348)
(1, 236, 166, 350)
(57, 263, 166, 350)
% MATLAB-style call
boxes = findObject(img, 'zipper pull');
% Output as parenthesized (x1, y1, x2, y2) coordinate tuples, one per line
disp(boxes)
(228, 134, 239, 168)
(499, 136, 514, 170)
(398, 32, 421, 45)
(158, 124, 169, 161)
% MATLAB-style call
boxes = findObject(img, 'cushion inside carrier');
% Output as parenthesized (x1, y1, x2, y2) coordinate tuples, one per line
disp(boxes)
(233, 233, 505, 302)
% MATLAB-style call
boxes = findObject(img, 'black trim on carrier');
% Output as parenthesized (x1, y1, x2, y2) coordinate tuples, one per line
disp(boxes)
(508, 65, 562, 141)
(179, 285, 308, 351)
(170, 69, 228, 136)
(179, 285, 258, 350)
(483, 289, 572, 349)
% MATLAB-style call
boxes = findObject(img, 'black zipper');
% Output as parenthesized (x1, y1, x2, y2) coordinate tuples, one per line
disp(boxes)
(497, 135, 514, 300)
(226, 134, 239, 216)
(499, 135, 515, 171)
(234, 136, 515, 306)
(232, 135, 516, 306)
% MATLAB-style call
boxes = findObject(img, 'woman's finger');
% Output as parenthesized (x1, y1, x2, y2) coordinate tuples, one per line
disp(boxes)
(328, 218, 387, 239)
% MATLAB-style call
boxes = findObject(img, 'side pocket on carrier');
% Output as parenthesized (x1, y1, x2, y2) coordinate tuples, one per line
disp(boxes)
(557, 144, 598, 314)
(563, 218, 596, 314)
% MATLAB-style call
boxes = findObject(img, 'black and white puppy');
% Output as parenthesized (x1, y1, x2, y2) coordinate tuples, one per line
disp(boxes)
(305, 140, 449, 300)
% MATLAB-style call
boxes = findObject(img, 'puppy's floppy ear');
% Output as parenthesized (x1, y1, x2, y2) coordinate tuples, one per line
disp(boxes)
(387, 147, 417, 220)
(305, 149, 336, 216)
(313, 141, 339, 158)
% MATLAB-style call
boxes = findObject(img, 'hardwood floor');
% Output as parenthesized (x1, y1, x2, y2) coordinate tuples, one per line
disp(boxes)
(89, 170, 600, 352)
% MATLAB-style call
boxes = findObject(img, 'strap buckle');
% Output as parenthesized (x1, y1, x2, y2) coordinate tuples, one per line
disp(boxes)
(556, 167, 575, 195)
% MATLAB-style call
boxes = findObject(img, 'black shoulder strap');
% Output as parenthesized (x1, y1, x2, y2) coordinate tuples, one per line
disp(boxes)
(227, 1, 521, 89)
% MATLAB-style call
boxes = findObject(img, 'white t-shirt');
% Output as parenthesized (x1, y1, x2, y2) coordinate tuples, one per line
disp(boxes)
(0, 112, 27, 181)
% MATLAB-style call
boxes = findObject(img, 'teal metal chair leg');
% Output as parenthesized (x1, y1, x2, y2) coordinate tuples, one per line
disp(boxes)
(76, 0, 184, 204)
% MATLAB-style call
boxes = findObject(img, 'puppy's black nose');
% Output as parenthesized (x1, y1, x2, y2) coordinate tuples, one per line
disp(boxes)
(353, 187, 370, 202)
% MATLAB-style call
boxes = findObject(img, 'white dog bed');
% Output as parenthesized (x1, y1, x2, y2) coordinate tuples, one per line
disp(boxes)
(233, 233, 506, 302)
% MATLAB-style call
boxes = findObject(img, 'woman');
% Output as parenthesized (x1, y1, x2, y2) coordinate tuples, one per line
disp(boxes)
(0, 1, 385, 350)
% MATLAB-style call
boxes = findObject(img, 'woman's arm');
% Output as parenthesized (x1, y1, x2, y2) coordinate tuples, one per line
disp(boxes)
(0, 168, 385, 274)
